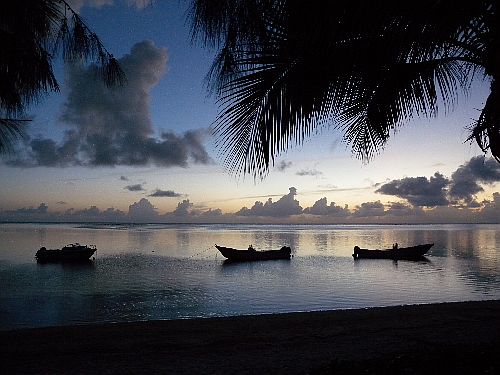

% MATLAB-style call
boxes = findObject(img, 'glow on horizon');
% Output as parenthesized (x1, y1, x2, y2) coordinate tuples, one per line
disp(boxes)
(0, 1, 498, 223)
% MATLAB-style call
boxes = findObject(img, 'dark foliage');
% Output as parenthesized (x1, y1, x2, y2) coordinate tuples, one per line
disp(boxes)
(0, 0, 125, 153)
(190, 0, 499, 178)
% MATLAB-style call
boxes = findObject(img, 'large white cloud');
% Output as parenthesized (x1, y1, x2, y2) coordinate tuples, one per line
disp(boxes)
(128, 198, 158, 221)
(236, 187, 303, 217)
(8, 41, 211, 168)
(171, 200, 194, 216)
(303, 197, 349, 217)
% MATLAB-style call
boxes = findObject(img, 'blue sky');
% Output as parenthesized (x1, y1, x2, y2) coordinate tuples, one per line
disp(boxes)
(0, 0, 498, 223)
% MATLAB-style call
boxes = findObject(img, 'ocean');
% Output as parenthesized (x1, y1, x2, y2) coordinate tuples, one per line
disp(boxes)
(1, 223, 499, 330)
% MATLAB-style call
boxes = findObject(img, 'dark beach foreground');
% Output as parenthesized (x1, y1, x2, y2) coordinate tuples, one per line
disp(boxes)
(2, 300, 499, 374)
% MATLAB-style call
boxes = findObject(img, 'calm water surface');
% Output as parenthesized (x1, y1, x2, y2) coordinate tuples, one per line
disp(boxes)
(1, 223, 499, 330)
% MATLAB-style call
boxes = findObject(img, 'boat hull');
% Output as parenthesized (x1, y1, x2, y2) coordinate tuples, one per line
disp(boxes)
(215, 245, 291, 262)
(35, 245, 96, 263)
(353, 243, 433, 260)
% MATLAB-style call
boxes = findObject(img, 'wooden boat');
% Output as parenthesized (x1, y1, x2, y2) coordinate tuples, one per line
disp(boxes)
(215, 245, 292, 262)
(352, 243, 433, 260)
(35, 243, 97, 263)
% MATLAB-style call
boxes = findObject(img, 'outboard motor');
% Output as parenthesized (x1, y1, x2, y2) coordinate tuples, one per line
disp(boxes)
(281, 246, 292, 257)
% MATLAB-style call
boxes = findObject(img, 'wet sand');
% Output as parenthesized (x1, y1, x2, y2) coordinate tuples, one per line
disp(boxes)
(2, 300, 499, 374)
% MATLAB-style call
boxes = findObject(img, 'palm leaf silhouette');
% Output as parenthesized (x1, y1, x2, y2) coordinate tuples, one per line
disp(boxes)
(0, 119, 28, 154)
(0, 0, 125, 154)
(191, 0, 499, 177)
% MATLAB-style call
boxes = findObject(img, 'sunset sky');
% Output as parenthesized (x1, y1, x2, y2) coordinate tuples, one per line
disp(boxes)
(0, 0, 499, 224)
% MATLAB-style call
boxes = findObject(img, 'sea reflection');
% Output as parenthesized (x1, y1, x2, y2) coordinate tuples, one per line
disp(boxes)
(37, 259, 95, 270)
(1, 223, 499, 265)
(0, 223, 499, 330)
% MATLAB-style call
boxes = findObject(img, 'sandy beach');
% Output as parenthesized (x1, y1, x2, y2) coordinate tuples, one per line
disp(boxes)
(2, 300, 499, 374)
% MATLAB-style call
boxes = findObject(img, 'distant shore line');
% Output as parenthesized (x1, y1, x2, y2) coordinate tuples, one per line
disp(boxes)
(1, 221, 499, 225)
(2, 300, 499, 374)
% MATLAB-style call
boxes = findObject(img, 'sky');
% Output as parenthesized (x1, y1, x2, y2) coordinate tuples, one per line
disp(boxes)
(0, 0, 499, 224)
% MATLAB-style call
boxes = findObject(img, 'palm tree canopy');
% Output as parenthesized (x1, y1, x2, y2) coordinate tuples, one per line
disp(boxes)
(190, 0, 499, 178)
(0, 0, 125, 153)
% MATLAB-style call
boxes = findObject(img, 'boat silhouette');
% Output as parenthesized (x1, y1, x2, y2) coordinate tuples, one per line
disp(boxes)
(353, 243, 433, 260)
(35, 243, 97, 263)
(215, 244, 291, 262)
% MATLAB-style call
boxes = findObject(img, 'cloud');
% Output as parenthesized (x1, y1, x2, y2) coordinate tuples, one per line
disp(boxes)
(124, 184, 145, 192)
(7, 41, 211, 168)
(63, 206, 125, 221)
(172, 199, 194, 216)
(480, 193, 500, 222)
(296, 168, 323, 177)
(199, 208, 223, 219)
(448, 156, 500, 204)
(149, 189, 183, 198)
(385, 202, 423, 217)
(128, 198, 158, 221)
(67, 0, 113, 11)
(7, 131, 81, 167)
(301, 199, 422, 220)
(67, 0, 152, 11)
(1, 191, 499, 224)
(161, 199, 224, 221)
(352, 201, 386, 217)
(56, 201, 68, 205)
(120, 176, 129, 181)
(0, 203, 90, 222)
(236, 187, 303, 217)
(131, 0, 153, 9)
(303, 197, 349, 217)
(310, 185, 375, 194)
(4, 203, 49, 215)
(276, 160, 292, 172)
(376, 157, 500, 207)
(376, 172, 450, 207)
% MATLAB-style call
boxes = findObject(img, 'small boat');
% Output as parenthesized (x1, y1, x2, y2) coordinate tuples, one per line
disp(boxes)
(35, 243, 97, 263)
(352, 243, 433, 260)
(215, 244, 292, 262)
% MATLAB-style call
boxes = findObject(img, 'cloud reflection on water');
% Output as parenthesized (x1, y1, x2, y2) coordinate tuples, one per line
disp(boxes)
(0, 223, 499, 330)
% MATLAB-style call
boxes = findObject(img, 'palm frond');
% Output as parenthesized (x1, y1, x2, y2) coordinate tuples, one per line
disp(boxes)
(189, 0, 278, 47)
(467, 80, 500, 162)
(0, 119, 28, 154)
(338, 57, 472, 160)
(0, 0, 125, 153)
(54, 2, 126, 87)
(191, 0, 499, 176)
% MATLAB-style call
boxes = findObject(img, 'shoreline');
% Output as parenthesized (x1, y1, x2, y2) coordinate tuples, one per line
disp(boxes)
(2, 300, 499, 374)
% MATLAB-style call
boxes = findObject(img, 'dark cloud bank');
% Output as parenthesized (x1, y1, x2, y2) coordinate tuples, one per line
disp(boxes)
(2, 156, 499, 223)
(376, 172, 450, 207)
(376, 156, 500, 208)
(6, 41, 211, 168)
(124, 184, 145, 192)
(149, 189, 183, 198)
